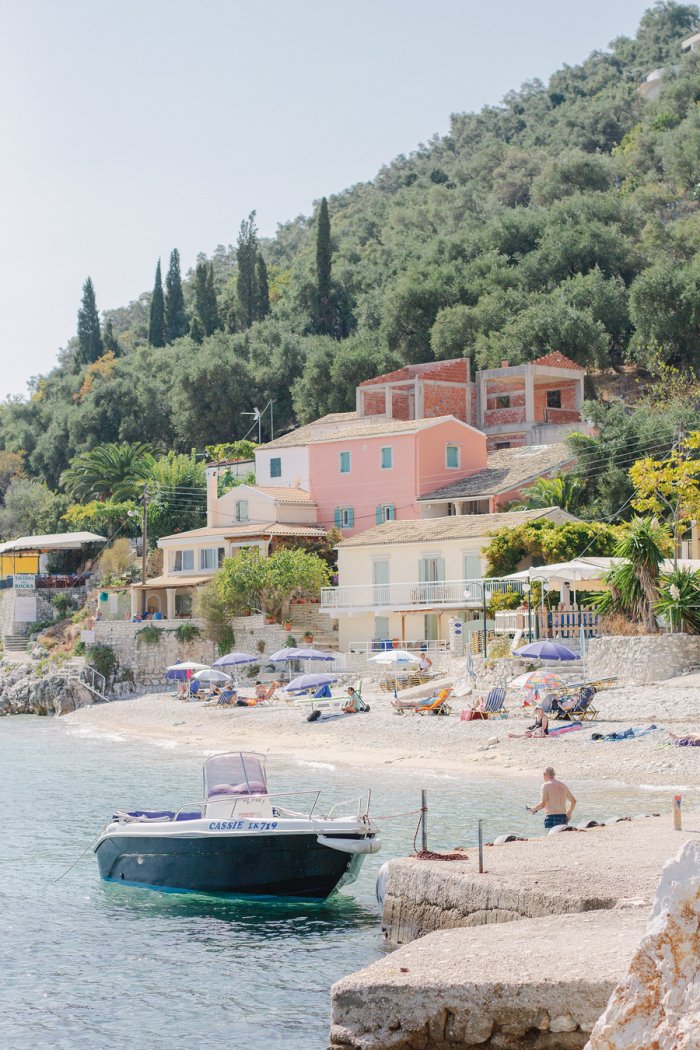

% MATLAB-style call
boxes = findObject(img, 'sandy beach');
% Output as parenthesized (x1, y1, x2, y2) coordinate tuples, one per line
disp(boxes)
(63, 679, 700, 788)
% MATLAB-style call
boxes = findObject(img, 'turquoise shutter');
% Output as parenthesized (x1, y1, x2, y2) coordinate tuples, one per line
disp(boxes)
(437, 558, 445, 581)
(334, 508, 341, 527)
(387, 505, 395, 520)
(376, 506, 382, 525)
(419, 559, 427, 582)
(348, 508, 354, 527)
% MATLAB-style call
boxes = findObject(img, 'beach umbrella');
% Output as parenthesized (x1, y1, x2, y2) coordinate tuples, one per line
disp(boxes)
(165, 660, 188, 681)
(166, 660, 210, 673)
(508, 670, 568, 691)
(367, 650, 420, 664)
(213, 652, 258, 667)
(198, 669, 232, 683)
(513, 640, 580, 661)
(270, 648, 306, 662)
(285, 672, 338, 693)
(297, 648, 335, 661)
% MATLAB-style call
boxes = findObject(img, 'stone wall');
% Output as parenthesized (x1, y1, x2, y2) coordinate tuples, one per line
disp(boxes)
(586, 633, 700, 684)
(0, 588, 54, 637)
(94, 619, 220, 688)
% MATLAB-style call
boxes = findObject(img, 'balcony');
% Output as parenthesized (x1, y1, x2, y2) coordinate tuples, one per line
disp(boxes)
(320, 578, 524, 613)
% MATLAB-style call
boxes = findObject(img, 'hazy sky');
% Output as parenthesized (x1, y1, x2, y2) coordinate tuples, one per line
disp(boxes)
(0, 0, 654, 397)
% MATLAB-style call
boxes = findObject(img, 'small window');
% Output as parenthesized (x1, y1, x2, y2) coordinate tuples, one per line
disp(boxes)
(380, 446, 393, 469)
(218, 548, 226, 568)
(200, 548, 218, 570)
(495, 395, 510, 409)
(339, 451, 351, 474)
(446, 444, 460, 469)
(270, 457, 281, 478)
(236, 500, 248, 522)
(174, 550, 194, 572)
(175, 593, 192, 616)
(376, 504, 395, 524)
(335, 507, 354, 528)
(495, 441, 511, 450)
(547, 389, 561, 409)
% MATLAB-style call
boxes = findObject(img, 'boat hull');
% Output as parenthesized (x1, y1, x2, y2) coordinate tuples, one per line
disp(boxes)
(95, 831, 362, 900)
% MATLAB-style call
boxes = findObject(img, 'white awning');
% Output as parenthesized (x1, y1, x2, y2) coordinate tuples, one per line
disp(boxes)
(0, 531, 107, 554)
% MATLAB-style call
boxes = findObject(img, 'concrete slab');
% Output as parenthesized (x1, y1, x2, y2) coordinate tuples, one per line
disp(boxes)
(382, 814, 700, 945)
(331, 908, 648, 1049)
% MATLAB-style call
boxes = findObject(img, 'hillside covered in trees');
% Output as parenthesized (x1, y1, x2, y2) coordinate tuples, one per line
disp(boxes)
(3, 2, 700, 533)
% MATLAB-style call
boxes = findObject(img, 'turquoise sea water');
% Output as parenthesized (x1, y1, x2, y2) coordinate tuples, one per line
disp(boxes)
(0, 716, 689, 1050)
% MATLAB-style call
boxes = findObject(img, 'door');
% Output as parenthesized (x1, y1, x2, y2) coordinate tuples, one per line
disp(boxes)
(424, 614, 438, 641)
(373, 560, 389, 606)
(418, 557, 445, 602)
(463, 554, 481, 601)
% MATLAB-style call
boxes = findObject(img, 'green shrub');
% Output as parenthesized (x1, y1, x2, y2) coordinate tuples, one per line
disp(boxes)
(284, 634, 297, 647)
(245, 663, 260, 679)
(175, 623, 201, 645)
(52, 594, 75, 620)
(256, 639, 266, 654)
(73, 640, 86, 656)
(117, 666, 135, 683)
(87, 643, 117, 680)
(136, 624, 163, 648)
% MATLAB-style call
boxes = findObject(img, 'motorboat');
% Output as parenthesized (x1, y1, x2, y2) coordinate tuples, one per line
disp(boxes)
(93, 751, 381, 900)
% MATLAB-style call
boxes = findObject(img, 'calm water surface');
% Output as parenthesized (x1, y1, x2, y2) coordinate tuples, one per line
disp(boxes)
(0, 715, 691, 1050)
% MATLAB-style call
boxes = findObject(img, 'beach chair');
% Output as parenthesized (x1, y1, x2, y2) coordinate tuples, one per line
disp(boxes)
(415, 688, 452, 716)
(554, 686, 598, 722)
(483, 687, 508, 719)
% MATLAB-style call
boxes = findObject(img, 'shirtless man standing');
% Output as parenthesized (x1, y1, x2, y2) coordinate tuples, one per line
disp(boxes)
(527, 765, 576, 829)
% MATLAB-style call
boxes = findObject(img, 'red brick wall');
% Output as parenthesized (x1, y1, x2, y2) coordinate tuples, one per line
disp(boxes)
(484, 407, 526, 427)
(486, 434, 526, 451)
(533, 380, 578, 421)
(359, 358, 469, 387)
(423, 381, 468, 422)
(470, 385, 477, 424)
(544, 408, 581, 424)
(362, 389, 386, 415)
(390, 387, 412, 420)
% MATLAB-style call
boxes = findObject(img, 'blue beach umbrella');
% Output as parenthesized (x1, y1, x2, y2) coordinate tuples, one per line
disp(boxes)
(165, 660, 187, 680)
(285, 673, 337, 693)
(297, 648, 335, 661)
(213, 652, 258, 667)
(270, 648, 306, 662)
(514, 640, 580, 661)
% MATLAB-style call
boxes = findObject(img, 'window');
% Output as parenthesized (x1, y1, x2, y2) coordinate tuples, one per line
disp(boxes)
(445, 444, 460, 469)
(173, 550, 194, 572)
(218, 547, 226, 568)
(419, 557, 444, 582)
(236, 500, 248, 522)
(375, 504, 395, 524)
(270, 457, 281, 478)
(495, 395, 511, 409)
(339, 451, 351, 473)
(334, 507, 354, 528)
(547, 389, 561, 409)
(175, 593, 192, 616)
(200, 548, 219, 570)
(424, 613, 438, 641)
(495, 441, 511, 450)
(374, 615, 389, 639)
(380, 446, 393, 469)
(463, 554, 481, 580)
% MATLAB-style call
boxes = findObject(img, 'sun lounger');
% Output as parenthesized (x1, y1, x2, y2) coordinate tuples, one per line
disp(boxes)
(554, 686, 598, 722)
(483, 687, 508, 719)
(294, 679, 365, 716)
(393, 687, 452, 716)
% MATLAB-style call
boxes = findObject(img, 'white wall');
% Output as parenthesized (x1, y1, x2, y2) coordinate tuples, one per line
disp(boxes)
(255, 446, 310, 490)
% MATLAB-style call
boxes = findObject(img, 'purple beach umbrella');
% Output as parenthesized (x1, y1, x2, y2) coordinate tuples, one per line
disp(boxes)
(514, 640, 580, 661)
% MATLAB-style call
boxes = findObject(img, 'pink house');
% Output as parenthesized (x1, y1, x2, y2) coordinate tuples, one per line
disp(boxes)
(308, 416, 486, 537)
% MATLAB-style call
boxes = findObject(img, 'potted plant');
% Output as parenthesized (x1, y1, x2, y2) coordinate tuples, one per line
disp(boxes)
(244, 608, 252, 617)
(298, 598, 307, 605)
(283, 619, 293, 631)
(303, 630, 313, 643)
(265, 615, 276, 625)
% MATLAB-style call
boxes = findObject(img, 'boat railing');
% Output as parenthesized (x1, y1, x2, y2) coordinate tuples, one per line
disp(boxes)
(325, 795, 366, 820)
(201, 789, 323, 819)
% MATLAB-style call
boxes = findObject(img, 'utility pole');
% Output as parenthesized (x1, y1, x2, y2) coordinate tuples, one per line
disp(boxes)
(141, 482, 148, 615)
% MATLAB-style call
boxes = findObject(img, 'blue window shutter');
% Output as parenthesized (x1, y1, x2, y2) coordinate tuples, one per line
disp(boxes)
(376, 506, 382, 525)
(388, 505, 395, 520)
(348, 508, 354, 527)
(419, 559, 427, 582)
(437, 558, 445, 581)
(334, 508, 341, 528)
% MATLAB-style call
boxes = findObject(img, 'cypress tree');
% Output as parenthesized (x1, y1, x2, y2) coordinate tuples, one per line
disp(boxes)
(102, 318, 121, 356)
(165, 248, 188, 342)
(189, 313, 204, 345)
(316, 197, 333, 334)
(256, 254, 270, 320)
(205, 263, 219, 335)
(148, 260, 166, 347)
(236, 211, 258, 330)
(75, 277, 103, 368)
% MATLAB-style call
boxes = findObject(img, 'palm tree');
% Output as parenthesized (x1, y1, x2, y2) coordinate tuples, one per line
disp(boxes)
(510, 473, 584, 514)
(60, 443, 156, 502)
(595, 517, 670, 632)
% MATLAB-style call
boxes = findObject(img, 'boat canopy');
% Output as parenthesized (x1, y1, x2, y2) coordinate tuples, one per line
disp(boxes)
(203, 752, 268, 799)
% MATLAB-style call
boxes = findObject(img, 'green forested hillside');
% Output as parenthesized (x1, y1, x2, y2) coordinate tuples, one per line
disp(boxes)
(3, 2, 700, 511)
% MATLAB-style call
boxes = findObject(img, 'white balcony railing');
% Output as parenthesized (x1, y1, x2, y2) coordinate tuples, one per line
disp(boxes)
(321, 578, 524, 612)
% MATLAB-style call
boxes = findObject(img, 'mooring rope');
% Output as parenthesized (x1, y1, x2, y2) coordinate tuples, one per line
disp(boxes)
(55, 834, 101, 883)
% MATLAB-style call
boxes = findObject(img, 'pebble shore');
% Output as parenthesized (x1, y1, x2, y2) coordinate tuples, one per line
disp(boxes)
(62, 680, 700, 788)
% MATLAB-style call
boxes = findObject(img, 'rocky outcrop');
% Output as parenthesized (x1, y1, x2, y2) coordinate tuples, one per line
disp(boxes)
(586, 839, 700, 1049)
(586, 634, 700, 685)
(0, 673, 95, 715)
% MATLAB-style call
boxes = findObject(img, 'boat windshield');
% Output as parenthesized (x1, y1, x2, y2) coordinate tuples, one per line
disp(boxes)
(203, 752, 268, 799)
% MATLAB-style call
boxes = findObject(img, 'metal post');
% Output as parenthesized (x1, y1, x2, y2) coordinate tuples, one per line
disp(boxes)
(421, 789, 427, 852)
(527, 592, 532, 643)
(478, 819, 483, 873)
(482, 586, 488, 659)
(141, 483, 148, 615)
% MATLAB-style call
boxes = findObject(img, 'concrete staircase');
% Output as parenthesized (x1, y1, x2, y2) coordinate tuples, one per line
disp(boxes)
(287, 605, 339, 650)
(3, 634, 29, 652)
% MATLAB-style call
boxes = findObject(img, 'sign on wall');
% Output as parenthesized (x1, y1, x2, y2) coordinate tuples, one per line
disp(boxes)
(14, 595, 37, 622)
(81, 630, 96, 643)
(13, 574, 36, 590)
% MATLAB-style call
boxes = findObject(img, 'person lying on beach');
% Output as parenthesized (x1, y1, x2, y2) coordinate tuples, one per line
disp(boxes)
(205, 685, 221, 700)
(508, 705, 548, 738)
(342, 686, 361, 714)
(527, 765, 576, 828)
(391, 690, 438, 713)
(669, 731, 700, 745)
(254, 682, 276, 703)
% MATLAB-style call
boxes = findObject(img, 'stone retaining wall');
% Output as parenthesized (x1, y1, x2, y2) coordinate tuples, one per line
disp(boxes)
(0, 589, 54, 637)
(586, 633, 700, 684)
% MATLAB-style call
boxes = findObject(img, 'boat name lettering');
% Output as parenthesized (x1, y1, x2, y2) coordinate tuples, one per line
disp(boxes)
(207, 821, 278, 831)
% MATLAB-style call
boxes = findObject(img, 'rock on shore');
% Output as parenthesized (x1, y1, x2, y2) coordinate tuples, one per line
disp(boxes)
(0, 669, 95, 716)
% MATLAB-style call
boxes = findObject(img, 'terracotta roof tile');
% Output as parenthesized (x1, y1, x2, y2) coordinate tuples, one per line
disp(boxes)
(248, 486, 315, 504)
(337, 508, 578, 548)
(530, 351, 585, 371)
(418, 443, 574, 501)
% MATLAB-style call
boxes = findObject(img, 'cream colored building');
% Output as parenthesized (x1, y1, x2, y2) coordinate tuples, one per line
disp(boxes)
(321, 507, 578, 652)
(131, 480, 324, 619)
